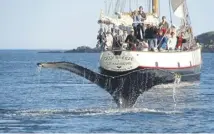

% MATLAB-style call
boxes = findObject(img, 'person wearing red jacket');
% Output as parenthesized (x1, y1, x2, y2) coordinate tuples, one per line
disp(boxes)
(176, 32, 187, 50)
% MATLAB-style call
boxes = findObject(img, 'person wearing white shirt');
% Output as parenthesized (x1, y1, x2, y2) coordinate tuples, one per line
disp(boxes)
(167, 32, 177, 50)
(104, 31, 113, 50)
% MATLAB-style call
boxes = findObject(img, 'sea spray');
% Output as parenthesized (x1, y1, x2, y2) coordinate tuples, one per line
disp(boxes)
(36, 66, 42, 86)
(173, 74, 181, 111)
(25, 66, 42, 103)
(36, 66, 42, 90)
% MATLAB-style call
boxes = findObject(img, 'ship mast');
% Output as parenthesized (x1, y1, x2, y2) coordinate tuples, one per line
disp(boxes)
(152, 0, 159, 16)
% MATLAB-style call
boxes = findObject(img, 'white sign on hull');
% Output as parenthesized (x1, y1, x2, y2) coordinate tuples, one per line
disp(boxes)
(100, 51, 139, 72)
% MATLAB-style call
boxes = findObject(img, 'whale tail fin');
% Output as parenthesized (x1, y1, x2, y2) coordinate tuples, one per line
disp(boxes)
(37, 62, 176, 108)
(37, 62, 113, 91)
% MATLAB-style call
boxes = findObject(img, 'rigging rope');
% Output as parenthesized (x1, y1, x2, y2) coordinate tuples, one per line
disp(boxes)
(158, 0, 161, 19)
(104, 0, 107, 14)
(120, 0, 125, 12)
(168, 0, 173, 25)
(115, 0, 120, 13)
(148, 0, 151, 13)
(121, 0, 126, 12)
(183, 0, 194, 46)
(136, 0, 139, 8)
(107, 0, 113, 15)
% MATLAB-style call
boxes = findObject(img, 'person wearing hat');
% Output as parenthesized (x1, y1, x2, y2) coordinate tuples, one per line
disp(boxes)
(125, 29, 138, 50)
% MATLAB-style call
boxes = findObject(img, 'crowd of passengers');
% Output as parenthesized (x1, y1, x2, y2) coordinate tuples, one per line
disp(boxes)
(97, 6, 190, 52)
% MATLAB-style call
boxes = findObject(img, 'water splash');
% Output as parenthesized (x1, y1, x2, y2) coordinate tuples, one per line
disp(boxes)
(36, 66, 42, 84)
(83, 69, 86, 84)
(173, 74, 181, 111)
(36, 66, 42, 75)
(16, 107, 182, 117)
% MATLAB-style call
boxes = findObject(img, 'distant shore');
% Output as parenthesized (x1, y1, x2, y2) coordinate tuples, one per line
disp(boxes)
(37, 46, 214, 53)
(38, 31, 214, 53)
(38, 46, 101, 53)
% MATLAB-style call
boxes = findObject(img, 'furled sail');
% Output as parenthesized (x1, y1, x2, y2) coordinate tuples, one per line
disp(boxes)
(171, 0, 185, 18)
(99, 13, 133, 27)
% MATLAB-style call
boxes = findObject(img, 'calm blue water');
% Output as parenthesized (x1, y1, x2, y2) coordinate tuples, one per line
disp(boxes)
(0, 50, 214, 133)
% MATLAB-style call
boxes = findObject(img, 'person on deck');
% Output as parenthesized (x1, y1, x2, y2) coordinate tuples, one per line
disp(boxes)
(176, 32, 187, 50)
(97, 29, 107, 50)
(170, 25, 177, 36)
(125, 29, 138, 51)
(145, 24, 158, 51)
(104, 30, 113, 50)
(159, 16, 169, 34)
(112, 30, 123, 50)
(138, 6, 147, 40)
(157, 30, 168, 50)
(132, 10, 141, 38)
(139, 6, 146, 18)
(137, 39, 149, 51)
(167, 32, 177, 50)
(122, 30, 128, 42)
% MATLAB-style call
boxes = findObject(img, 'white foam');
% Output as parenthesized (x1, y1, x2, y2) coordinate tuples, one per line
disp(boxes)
(17, 107, 182, 117)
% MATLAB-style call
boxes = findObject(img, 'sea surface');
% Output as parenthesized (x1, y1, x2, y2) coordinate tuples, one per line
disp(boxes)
(0, 50, 214, 133)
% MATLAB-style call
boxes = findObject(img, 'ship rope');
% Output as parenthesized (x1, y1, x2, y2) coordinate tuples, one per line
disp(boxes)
(136, 0, 139, 8)
(147, 0, 151, 13)
(114, 0, 120, 13)
(120, 0, 126, 13)
(107, 0, 113, 15)
(168, 0, 173, 25)
(104, 0, 107, 14)
(183, 0, 194, 46)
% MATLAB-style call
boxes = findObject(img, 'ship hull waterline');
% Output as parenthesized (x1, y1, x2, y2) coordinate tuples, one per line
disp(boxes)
(99, 65, 201, 82)
(99, 48, 202, 82)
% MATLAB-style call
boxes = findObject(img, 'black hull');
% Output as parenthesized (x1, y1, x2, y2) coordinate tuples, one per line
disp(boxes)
(99, 65, 201, 82)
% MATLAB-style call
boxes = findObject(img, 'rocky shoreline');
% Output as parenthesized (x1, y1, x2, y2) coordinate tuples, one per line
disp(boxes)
(38, 31, 214, 53)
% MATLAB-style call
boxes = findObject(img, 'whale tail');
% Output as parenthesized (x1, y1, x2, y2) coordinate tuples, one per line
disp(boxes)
(37, 62, 176, 108)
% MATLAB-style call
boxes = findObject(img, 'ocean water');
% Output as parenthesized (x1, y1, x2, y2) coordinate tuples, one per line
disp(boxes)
(0, 50, 214, 133)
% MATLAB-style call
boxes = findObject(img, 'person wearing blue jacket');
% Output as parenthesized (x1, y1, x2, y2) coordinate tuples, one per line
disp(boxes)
(157, 30, 168, 50)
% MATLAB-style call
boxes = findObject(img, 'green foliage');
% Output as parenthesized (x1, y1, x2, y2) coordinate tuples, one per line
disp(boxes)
(197, 31, 214, 45)
(197, 31, 214, 52)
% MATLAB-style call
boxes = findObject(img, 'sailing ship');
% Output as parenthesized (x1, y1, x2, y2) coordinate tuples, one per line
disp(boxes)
(36, 0, 203, 108)
(97, 0, 202, 81)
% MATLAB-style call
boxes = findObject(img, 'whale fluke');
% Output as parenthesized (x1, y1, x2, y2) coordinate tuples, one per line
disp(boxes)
(37, 62, 176, 108)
